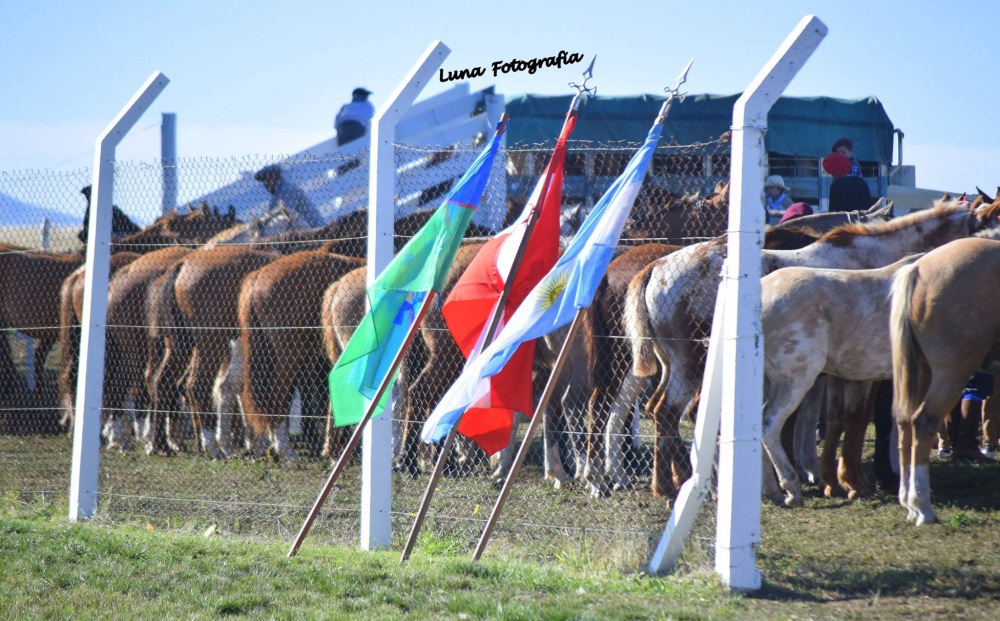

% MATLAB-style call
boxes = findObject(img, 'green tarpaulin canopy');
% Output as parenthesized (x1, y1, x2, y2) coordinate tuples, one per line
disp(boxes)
(505, 93, 895, 164)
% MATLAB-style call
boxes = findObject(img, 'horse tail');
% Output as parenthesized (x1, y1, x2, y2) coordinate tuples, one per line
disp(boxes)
(583, 277, 614, 392)
(57, 268, 83, 430)
(238, 272, 272, 436)
(625, 262, 658, 378)
(320, 280, 342, 366)
(147, 262, 184, 340)
(890, 262, 925, 416)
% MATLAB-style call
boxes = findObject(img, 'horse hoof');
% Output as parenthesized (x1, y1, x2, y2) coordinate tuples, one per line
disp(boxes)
(846, 489, 859, 500)
(589, 483, 610, 499)
(783, 494, 803, 508)
(612, 478, 634, 491)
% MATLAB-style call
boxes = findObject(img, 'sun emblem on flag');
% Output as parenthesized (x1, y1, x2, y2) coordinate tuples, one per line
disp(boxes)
(537, 270, 570, 311)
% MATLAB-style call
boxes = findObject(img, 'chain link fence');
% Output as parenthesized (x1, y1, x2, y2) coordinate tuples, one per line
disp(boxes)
(0, 135, 731, 570)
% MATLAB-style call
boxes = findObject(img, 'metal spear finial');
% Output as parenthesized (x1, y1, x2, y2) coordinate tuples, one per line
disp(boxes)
(569, 55, 597, 109)
(657, 58, 694, 124)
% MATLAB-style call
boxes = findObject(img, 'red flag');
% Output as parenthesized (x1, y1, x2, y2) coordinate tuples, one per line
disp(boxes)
(441, 109, 577, 455)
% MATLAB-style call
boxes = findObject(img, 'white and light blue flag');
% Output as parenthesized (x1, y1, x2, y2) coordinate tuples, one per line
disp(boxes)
(422, 120, 666, 445)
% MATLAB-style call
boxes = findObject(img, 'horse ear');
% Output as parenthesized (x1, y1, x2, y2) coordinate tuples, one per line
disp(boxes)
(976, 186, 995, 203)
(201, 202, 210, 216)
(863, 198, 883, 214)
(941, 192, 952, 202)
(213, 206, 220, 218)
(226, 205, 236, 221)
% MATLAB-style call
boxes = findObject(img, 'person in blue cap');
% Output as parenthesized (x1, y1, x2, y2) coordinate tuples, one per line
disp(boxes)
(335, 87, 375, 146)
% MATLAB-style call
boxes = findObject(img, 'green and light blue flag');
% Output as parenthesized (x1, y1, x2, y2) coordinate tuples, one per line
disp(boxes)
(329, 120, 506, 427)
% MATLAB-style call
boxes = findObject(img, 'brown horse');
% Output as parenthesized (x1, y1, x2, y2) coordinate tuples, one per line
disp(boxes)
(96, 246, 198, 450)
(238, 250, 365, 459)
(890, 236, 1000, 524)
(56, 206, 239, 437)
(57, 252, 140, 434)
(149, 246, 280, 457)
(0, 245, 84, 433)
(318, 243, 486, 473)
(582, 243, 681, 496)
(141, 209, 384, 457)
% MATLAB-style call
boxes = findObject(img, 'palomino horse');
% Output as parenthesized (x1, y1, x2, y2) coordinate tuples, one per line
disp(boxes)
(759, 255, 922, 506)
(890, 236, 1000, 524)
(628, 202, 998, 498)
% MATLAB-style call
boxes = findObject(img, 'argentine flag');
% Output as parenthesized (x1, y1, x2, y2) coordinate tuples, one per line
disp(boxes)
(422, 120, 666, 446)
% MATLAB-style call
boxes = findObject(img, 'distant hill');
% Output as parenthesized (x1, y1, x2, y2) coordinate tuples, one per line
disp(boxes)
(0, 191, 79, 227)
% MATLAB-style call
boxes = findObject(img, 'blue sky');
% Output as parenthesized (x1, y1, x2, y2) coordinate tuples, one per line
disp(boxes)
(2, 0, 996, 193)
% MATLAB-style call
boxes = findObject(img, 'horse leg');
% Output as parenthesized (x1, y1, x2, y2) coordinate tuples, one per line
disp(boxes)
(792, 375, 826, 485)
(540, 391, 572, 488)
(820, 377, 846, 497)
(761, 378, 813, 507)
(837, 380, 874, 498)
(185, 344, 224, 459)
(146, 331, 186, 456)
(213, 338, 244, 458)
(662, 351, 698, 495)
(490, 412, 521, 483)
(907, 384, 962, 525)
(605, 372, 645, 491)
(896, 417, 917, 522)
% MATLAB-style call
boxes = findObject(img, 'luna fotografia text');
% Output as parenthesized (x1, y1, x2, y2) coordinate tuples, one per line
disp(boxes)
(439, 50, 585, 82)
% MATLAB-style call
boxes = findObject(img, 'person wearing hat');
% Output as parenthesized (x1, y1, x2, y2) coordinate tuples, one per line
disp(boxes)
(334, 87, 375, 146)
(254, 164, 326, 228)
(831, 137, 862, 177)
(824, 152, 872, 213)
(778, 202, 813, 225)
(764, 175, 793, 221)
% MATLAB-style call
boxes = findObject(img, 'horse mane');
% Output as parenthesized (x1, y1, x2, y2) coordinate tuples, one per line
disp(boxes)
(976, 196, 1000, 223)
(818, 203, 969, 248)
(763, 226, 820, 250)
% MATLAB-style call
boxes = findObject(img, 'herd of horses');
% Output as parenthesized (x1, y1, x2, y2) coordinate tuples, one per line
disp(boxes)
(3, 179, 1000, 526)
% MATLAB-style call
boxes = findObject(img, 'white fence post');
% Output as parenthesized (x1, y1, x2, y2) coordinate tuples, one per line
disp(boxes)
(645, 15, 826, 589)
(715, 16, 827, 591)
(161, 112, 178, 215)
(69, 72, 170, 521)
(363, 41, 450, 550)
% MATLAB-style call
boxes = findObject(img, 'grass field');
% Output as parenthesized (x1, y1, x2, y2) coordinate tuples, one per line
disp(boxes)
(3, 427, 1000, 619)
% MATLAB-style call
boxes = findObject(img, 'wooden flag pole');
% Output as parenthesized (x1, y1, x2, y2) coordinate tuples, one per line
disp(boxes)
(472, 309, 586, 561)
(400, 106, 577, 563)
(287, 291, 437, 558)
